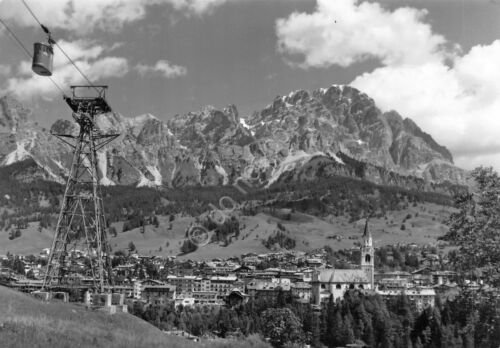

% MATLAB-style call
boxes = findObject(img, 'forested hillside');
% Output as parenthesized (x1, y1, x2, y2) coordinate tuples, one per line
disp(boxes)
(0, 159, 457, 256)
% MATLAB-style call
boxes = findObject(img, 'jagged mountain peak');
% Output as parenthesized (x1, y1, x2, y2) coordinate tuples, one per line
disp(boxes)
(0, 86, 467, 190)
(136, 117, 175, 147)
(127, 113, 158, 125)
(168, 104, 252, 149)
(120, 113, 156, 136)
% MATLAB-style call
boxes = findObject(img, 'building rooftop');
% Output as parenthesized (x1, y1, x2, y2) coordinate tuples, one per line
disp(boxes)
(316, 269, 369, 283)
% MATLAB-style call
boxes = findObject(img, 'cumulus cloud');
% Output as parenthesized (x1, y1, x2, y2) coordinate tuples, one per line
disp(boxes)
(276, 0, 500, 170)
(86, 57, 129, 80)
(351, 41, 500, 170)
(168, 0, 233, 16)
(2, 40, 129, 100)
(276, 0, 449, 68)
(0, 0, 232, 34)
(135, 60, 187, 78)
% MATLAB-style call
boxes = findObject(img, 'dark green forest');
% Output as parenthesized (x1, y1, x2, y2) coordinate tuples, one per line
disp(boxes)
(0, 159, 457, 234)
(130, 289, 500, 348)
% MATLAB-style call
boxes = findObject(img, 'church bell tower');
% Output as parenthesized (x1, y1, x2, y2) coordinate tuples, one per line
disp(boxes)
(360, 218, 374, 289)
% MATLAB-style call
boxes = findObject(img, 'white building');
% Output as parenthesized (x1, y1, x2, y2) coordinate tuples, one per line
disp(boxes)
(311, 220, 375, 305)
(175, 295, 195, 308)
(377, 287, 436, 312)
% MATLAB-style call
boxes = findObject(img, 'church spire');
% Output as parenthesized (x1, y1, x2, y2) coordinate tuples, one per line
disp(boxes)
(363, 217, 372, 247)
(361, 216, 374, 289)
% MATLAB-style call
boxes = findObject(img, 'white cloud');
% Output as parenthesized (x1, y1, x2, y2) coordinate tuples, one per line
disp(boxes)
(87, 57, 129, 80)
(168, 0, 231, 15)
(0, 0, 228, 98)
(276, 0, 500, 171)
(0, 0, 232, 35)
(0, 64, 11, 76)
(135, 60, 187, 78)
(2, 40, 129, 100)
(351, 41, 500, 171)
(0, 0, 142, 34)
(276, 0, 449, 68)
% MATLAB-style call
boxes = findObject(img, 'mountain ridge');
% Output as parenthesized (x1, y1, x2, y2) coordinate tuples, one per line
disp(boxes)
(0, 85, 467, 191)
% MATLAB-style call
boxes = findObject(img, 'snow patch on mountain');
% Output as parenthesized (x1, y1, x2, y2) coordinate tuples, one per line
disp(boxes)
(34, 158, 65, 184)
(97, 151, 115, 186)
(280, 96, 294, 108)
(52, 159, 65, 170)
(215, 164, 228, 185)
(2, 141, 31, 165)
(239, 117, 255, 136)
(100, 176, 115, 186)
(146, 165, 162, 186)
(51, 159, 70, 178)
(137, 165, 162, 187)
(267, 150, 323, 187)
(239, 117, 250, 130)
(165, 126, 174, 137)
(327, 151, 345, 164)
(137, 172, 155, 188)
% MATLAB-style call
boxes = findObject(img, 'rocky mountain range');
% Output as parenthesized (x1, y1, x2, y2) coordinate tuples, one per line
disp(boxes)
(0, 85, 467, 191)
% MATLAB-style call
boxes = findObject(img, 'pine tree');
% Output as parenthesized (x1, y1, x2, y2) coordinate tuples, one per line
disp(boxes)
(310, 312, 321, 348)
(332, 309, 344, 346)
(261, 307, 304, 347)
(342, 309, 355, 345)
(444, 167, 500, 286)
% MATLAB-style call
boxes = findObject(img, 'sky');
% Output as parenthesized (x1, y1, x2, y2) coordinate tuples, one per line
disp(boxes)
(0, 0, 500, 171)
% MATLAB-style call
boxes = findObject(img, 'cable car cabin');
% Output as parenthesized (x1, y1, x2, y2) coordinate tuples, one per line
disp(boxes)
(32, 42, 53, 76)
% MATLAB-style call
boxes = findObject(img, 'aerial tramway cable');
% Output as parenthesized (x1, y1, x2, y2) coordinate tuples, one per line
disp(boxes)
(0, 16, 66, 96)
(1, 1, 112, 103)
(20, 0, 102, 96)
(1, 2, 119, 292)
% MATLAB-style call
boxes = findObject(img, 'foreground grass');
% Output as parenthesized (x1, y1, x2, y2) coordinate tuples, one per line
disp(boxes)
(0, 286, 270, 348)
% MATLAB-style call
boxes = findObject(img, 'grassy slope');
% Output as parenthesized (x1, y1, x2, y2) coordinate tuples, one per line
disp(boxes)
(0, 285, 270, 348)
(178, 202, 453, 261)
(0, 202, 453, 260)
(0, 223, 53, 256)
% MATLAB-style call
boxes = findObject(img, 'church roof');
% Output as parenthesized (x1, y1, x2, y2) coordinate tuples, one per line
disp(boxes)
(317, 269, 369, 283)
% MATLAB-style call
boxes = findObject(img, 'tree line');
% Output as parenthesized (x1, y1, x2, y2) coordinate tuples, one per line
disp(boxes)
(130, 288, 500, 348)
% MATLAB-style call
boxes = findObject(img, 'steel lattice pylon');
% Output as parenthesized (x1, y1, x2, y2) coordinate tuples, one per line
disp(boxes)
(42, 86, 119, 293)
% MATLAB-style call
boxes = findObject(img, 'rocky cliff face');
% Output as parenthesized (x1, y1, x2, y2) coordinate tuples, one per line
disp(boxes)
(0, 85, 467, 191)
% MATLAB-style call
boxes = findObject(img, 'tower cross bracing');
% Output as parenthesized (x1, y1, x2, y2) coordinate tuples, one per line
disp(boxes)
(42, 86, 118, 293)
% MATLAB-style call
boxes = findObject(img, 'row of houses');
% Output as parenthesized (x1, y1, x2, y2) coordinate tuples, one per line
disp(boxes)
(124, 227, 443, 312)
(129, 275, 441, 313)
(2, 225, 458, 312)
